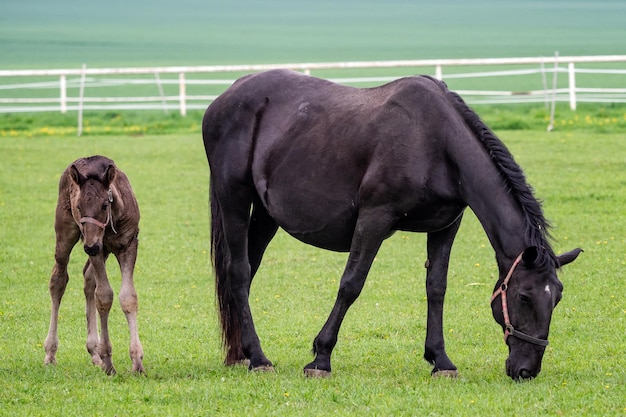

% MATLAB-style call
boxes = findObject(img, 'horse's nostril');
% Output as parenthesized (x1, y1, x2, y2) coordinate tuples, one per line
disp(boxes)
(518, 369, 534, 380)
(84, 244, 100, 256)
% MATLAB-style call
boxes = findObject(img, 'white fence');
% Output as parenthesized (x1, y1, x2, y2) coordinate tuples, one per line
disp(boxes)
(1, 54, 626, 119)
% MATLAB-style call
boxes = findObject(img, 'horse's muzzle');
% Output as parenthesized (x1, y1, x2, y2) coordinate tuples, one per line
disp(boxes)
(84, 243, 101, 256)
(506, 356, 540, 381)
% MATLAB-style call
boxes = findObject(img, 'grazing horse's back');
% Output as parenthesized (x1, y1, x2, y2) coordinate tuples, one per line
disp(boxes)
(203, 70, 466, 249)
(202, 70, 581, 379)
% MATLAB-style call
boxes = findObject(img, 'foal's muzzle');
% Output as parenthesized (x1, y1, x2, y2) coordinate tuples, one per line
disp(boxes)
(84, 242, 101, 256)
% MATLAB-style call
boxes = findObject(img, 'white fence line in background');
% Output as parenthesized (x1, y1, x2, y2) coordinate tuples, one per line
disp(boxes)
(1, 55, 626, 131)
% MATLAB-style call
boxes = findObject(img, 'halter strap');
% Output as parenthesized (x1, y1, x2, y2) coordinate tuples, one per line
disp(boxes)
(79, 189, 117, 234)
(491, 253, 549, 347)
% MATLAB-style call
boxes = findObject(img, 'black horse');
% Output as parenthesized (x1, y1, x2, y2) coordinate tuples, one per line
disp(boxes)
(202, 69, 582, 380)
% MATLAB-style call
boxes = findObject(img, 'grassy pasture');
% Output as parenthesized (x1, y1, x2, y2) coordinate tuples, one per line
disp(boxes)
(0, 130, 624, 416)
(1, 0, 625, 415)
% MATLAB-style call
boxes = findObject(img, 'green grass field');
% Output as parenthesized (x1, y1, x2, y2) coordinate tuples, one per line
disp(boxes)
(0, 0, 625, 415)
(0, 130, 624, 416)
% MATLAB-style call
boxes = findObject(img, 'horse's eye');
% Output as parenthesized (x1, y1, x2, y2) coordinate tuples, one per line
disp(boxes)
(520, 294, 532, 305)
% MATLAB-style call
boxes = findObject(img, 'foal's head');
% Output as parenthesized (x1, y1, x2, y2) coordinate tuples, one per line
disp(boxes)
(491, 247, 582, 380)
(70, 163, 116, 256)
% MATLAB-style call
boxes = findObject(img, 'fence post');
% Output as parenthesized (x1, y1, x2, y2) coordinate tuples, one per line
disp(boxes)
(77, 64, 87, 137)
(60, 75, 67, 113)
(568, 62, 577, 110)
(154, 72, 168, 113)
(547, 52, 559, 132)
(178, 72, 186, 116)
(435, 65, 442, 80)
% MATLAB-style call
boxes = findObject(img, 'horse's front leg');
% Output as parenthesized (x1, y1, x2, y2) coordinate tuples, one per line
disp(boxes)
(304, 209, 391, 377)
(83, 260, 102, 367)
(424, 216, 462, 377)
(89, 254, 116, 375)
(115, 235, 144, 374)
(44, 221, 80, 366)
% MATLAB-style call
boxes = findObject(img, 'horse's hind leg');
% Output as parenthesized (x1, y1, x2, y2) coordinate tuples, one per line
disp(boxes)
(44, 220, 80, 365)
(115, 235, 144, 374)
(249, 201, 278, 278)
(423, 216, 462, 377)
(217, 189, 273, 370)
(227, 201, 278, 365)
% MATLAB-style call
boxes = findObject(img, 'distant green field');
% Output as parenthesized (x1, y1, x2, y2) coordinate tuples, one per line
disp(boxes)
(1, 0, 625, 69)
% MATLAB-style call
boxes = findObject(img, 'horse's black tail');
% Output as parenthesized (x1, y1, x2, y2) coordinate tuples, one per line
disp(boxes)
(210, 178, 243, 364)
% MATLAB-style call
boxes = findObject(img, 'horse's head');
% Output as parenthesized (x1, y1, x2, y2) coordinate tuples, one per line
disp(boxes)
(491, 246, 582, 381)
(70, 163, 116, 256)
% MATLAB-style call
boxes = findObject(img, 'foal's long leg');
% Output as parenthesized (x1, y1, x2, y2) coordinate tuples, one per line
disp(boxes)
(89, 254, 116, 375)
(115, 235, 144, 373)
(423, 215, 463, 377)
(304, 208, 393, 377)
(83, 259, 102, 366)
(44, 221, 80, 365)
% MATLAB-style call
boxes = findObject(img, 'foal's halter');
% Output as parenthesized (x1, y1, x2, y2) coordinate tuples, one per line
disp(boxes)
(79, 189, 117, 234)
(490, 253, 549, 347)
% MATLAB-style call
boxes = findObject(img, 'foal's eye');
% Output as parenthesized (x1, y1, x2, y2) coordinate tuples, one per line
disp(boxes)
(102, 203, 108, 211)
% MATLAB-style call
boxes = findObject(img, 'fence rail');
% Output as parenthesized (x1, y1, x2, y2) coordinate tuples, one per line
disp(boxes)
(1, 54, 626, 133)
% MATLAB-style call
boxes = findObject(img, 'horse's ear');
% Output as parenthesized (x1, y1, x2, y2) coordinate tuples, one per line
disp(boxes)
(521, 246, 539, 266)
(557, 248, 583, 267)
(70, 164, 87, 186)
(102, 164, 116, 187)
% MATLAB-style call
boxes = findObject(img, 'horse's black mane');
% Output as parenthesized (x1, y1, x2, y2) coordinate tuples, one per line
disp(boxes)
(428, 77, 556, 267)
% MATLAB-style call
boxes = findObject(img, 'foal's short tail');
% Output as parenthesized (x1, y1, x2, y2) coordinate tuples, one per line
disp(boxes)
(210, 180, 243, 364)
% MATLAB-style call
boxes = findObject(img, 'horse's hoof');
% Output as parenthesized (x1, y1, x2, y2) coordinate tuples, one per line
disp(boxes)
(304, 368, 331, 378)
(432, 369, 458, 378)
(251, 364, 274, 373)
(91, 355, 103, 367)
(101, 358, 116, 375)
(237, 359, 251, 367)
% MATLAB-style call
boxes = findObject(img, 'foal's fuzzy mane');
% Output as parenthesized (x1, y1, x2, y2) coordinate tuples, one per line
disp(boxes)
(428, 76, 557, 267)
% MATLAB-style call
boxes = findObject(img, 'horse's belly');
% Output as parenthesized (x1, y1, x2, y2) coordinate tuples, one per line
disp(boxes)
(262, 188, 358, 252)
(395, 204, 465, 232)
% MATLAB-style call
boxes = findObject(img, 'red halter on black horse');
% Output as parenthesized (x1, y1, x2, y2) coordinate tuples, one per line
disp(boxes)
(202, 69, 582, 380)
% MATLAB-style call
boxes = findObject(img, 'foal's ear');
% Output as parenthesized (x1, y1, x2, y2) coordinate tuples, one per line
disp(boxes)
(521, 246, 539, 266)
(101, 164, 116, 187)
(70, 164, 87, 186)
(557, 248, 583, 267)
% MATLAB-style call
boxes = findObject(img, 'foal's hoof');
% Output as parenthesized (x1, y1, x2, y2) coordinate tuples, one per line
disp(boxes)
(432, 369, 458, 378)
(304, 368, 331, 378)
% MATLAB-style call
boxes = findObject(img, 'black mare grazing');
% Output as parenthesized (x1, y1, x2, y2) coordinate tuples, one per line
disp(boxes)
(202, 69, 582, 380)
